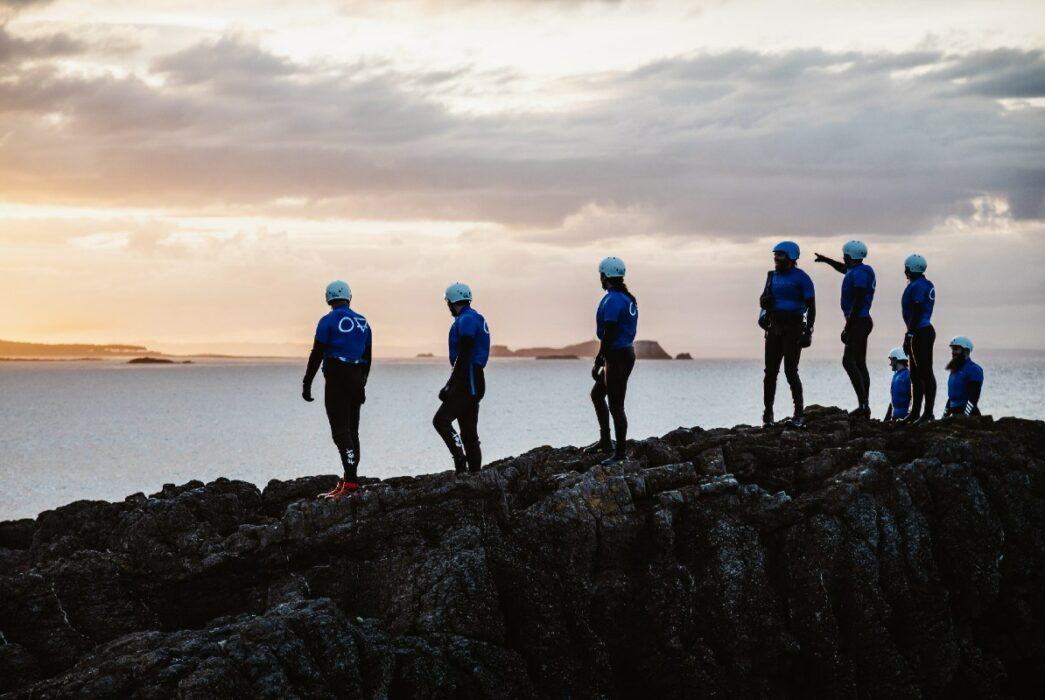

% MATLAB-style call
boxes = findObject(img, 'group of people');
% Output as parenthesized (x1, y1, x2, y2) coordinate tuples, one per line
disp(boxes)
(302, 243, 985, 499)
(759, 239, 984, 430)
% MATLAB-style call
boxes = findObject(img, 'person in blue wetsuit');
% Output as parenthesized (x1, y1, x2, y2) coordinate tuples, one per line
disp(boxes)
(759, 241, 816, 428)
(900, 254, 937, 424)
(884, 347, 912, 421)
(433, 282, 490, 474)
(583, 256, 638, 465)
(815, 240, 876, 418)
(302, 280, 373, 499)
(944, 335, 984, 417)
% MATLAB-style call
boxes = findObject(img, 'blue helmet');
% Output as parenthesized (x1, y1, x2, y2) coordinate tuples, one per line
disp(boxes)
(772, 241, 800, 261)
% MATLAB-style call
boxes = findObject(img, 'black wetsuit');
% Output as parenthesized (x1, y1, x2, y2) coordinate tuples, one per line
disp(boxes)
(433, 332, 485, 473)
(304, 343, 370, 480)
(591, 345, 636, 453)
(842, 315, 873, 408)
(907, 325, 937, 418)
(764, 312, 806, 417)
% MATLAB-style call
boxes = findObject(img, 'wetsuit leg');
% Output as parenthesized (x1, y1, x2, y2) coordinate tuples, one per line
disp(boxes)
(763, 329, 785, 415)
(912, 325, 937, 415)
(324, 361, 362, 479)
(460, 367, 485, 473)
(842, 317, 873, 406)
(590, 374, 611, 441)
(782, 324, 804, 414)
(433, 391, 468, 462)
(606, 346, 636, 457)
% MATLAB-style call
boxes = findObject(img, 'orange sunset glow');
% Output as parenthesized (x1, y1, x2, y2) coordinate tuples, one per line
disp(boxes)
(1, 0, 1043, 357)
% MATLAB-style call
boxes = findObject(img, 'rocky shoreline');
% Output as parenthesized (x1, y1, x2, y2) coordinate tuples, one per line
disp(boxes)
(1, 407, 1043, 698)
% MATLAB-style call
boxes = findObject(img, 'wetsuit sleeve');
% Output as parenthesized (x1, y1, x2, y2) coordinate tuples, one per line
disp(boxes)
(448, 335, 475, 388)
(805, 297, 816, 330)
(816, 255, 846, 274)
(965, 381, 982, 415)
(362, 343, 372, 385)
(303, 339, 326, 390)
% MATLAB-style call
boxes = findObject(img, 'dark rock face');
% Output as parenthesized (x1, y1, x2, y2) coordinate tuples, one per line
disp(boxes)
(1, 407, 1043, 698)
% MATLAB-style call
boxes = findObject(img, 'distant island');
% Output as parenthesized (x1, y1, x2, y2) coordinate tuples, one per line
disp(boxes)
(491, 339, 672, 360)
(676, 352, 693, 360)
(128, 357, 193, 365)
(536, 354, 580, 360)
(416, 352, 434, 358)
(0, 339, 151, 359)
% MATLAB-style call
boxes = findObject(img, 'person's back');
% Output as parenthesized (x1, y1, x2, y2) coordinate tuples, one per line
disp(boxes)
(319, 305, 371, 365)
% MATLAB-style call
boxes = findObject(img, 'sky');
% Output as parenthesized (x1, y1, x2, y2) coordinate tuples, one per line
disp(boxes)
(1, 0, 1043, 358)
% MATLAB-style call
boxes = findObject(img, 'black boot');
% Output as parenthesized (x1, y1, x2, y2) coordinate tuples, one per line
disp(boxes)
(762, 409, 774, 427)
(464, 440, 482, 474)
(582, 435, 614, 454)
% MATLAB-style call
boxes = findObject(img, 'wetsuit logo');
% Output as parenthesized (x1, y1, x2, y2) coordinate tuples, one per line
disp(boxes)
(483, 321, 490, 334)
(929, 288, 936, 301)
(342, 317, 367, 334)
(629, 303, 637, 317)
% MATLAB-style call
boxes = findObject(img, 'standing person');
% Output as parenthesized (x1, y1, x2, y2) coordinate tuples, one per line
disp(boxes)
(884, 347, 912, 421)
(433, 282, 490, 475)
(901, 254, 937, 424)
(759, 241, 816, 428)
(814, 240, 876, 418)
(583, 256, 638, 465)
(302, 280, 372, 499)
(944, 336, 984, 417)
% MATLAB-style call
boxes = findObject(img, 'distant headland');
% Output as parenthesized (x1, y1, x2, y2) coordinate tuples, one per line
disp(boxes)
(491, 338, 674, 360)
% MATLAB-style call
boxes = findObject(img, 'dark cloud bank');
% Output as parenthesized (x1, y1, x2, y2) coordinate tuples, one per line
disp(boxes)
(0, 32, 1042, 238)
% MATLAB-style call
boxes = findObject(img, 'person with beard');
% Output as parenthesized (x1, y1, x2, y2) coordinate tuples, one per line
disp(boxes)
(759, 241, 815, 428)
(884, 347, 912, 421)
(944, 336, 984, 417)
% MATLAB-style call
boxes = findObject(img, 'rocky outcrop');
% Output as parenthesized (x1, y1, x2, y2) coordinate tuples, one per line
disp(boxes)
(1, 407, 1043, 698)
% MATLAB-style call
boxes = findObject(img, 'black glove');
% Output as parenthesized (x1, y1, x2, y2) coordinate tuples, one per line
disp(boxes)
(759, 292, 773, 310)
(438, 384, 450, 402)
(903, 333, 913, 356)
(302, 384, 314, 402)
(814, 253, 828, 263)
(800, 328, 813, 348)
(591, 364, 603, 382)
(840, 328, 849, 344)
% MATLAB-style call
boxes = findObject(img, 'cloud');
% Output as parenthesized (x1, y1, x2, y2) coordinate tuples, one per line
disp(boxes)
(0, 24, 83, 65)
(0, 34, 1042, 239)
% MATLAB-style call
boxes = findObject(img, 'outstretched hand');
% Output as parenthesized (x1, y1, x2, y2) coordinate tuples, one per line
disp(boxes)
(814, 253, 828, 263)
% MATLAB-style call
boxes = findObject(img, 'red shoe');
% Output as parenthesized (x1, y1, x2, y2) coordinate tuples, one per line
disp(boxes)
(332, 481, 359, 498)
(318, 481, 345, 499)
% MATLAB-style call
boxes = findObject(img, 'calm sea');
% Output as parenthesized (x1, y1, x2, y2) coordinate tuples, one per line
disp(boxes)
(2, 357, 1043, 520)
